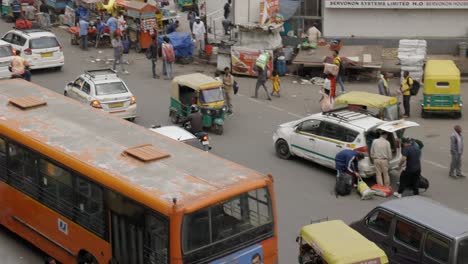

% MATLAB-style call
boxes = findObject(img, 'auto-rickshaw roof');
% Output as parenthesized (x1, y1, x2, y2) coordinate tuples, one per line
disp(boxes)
(172, 73, 223, 90)
(300, 220, 388, 264)
(424, 60, 460, 80)
(334, 91, 398, 109)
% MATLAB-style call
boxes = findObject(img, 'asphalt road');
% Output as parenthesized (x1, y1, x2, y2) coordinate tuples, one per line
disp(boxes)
(1, 19, 468, 263)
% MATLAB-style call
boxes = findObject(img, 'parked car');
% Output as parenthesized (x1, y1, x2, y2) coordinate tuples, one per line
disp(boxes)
(1, 29, 64, 70)
(149, 125, 211, 151)
(0, 40, 15, 79)
(272, 109, 419, 177)
(351, 196, 468, 264)
(64, 69, 137, 121)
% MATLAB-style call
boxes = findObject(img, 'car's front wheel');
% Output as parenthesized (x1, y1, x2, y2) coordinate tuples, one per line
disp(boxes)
(275, 139, 291, 159)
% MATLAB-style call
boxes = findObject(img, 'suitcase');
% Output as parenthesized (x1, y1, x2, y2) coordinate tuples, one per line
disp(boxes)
(371, 184, 392, 197)
(122, 39, 130, 54)
(418, 176, 429, 191)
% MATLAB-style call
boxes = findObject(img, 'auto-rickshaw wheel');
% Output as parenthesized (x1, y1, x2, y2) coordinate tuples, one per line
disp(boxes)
(421, 109, 428, 118)
(170, 111, 179, 124)
(454, 112, 462, 119)
(213, 124, 223, 135)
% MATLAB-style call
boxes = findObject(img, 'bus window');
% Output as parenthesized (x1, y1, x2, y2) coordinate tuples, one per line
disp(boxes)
(75, 177, 106, 237)
(458, 238, 468, 263)
(0, 138, 6, 181)
(38, 159, 74, 219)
(8, 143, 38, 198)
(145, 214, 169, 263)
(182, 187, 274, 262)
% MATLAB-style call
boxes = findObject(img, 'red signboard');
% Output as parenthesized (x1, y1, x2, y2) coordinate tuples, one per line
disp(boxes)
(231, 47, 273, 77)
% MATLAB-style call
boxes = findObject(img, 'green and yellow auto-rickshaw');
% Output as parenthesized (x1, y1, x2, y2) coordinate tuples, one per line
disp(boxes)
(177, 0, 193, 10)
(297, 220, 389, 264)
(421, 60, 462, 118)
(334, 91, 401, 120)
(170, 73, 227, 135)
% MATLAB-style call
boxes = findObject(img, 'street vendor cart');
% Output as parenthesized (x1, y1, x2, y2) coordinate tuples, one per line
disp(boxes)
(117, 1, 158, 52)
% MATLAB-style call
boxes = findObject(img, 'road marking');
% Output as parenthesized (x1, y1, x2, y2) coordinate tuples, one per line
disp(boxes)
(423, 159, 448, 169)
(288, 112, 303, 118)
(248, 97, 265, 104)
(268, 105, 285, 111)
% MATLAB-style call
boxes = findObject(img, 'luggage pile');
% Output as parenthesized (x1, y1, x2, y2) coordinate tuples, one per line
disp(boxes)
(398, 39, 427, 82)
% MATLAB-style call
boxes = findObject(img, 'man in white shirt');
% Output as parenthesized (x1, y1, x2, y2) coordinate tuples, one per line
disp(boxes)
(307, 23, 321, 44)
(192, 16, 206, 56)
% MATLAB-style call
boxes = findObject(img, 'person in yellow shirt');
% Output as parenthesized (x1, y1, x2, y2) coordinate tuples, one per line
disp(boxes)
(270, 70, 280, 97)
(333, 50, 345, 93)
(400, 71, 413, 118)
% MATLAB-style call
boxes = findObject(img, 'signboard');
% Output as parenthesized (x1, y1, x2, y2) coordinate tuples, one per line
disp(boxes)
(210, 244, 263, 264)
(231, 47, 273, 77)
(259, 0, 280, 24)
(325, 0, 468, 9)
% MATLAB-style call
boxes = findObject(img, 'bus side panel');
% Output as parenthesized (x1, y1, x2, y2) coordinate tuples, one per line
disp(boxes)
(260, 237, 279, 264)
(0, 183, 112, 263)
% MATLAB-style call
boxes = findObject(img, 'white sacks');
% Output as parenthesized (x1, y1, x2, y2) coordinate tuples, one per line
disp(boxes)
(398, 39, 427, 82)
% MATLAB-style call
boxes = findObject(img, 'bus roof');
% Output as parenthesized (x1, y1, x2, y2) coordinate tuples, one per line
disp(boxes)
(0, 80, 268, 214)
(424, 60, 460, 79)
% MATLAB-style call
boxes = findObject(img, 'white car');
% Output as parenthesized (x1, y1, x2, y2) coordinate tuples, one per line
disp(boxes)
(64, 69, 137, 120)
(150, 125, 211, 151)
(273, 110, 419, 177)
(1, 29, 64, 70)
(0, 40, 14, 79)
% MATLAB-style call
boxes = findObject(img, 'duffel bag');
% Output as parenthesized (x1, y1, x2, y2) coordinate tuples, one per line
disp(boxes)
(335, 172, 352, 197)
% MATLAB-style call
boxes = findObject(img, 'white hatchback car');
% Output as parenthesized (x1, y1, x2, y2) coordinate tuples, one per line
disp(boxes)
(0, 40, 14, 79)
(1, 29, 64, 70)
(273, 110, 419, 177)
(64, 69, 137, 120)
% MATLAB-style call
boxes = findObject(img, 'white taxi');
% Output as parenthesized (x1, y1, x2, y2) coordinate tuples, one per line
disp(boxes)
(64, 69, 137, 121)
(1, 29, 64, 70)
(273, 109, 419, 177)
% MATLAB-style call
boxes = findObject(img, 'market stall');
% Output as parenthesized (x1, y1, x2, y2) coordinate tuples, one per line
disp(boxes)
(117, 0, 158, 52)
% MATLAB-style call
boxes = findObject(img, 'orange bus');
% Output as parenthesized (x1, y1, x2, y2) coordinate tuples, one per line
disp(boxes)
(0, 80, 277, 264)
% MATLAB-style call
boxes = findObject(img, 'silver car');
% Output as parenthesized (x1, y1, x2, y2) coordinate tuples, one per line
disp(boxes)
(64, 69, 137, 121)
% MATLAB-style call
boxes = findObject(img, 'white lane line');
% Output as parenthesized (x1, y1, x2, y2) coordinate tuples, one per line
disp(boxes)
(268, 105, 285, 111)
(288, 112, 303, 118)
(248, 97, 266, 104)
(423, 159, 448, 169)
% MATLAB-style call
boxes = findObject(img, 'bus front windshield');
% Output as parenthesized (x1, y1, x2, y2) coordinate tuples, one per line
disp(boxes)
(182, 187, 274, 261)
(200, 87, 224, 104)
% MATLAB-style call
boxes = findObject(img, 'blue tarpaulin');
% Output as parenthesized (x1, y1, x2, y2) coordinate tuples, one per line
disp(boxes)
(159, 32, 193, 58)
(279, 0, 300, 21)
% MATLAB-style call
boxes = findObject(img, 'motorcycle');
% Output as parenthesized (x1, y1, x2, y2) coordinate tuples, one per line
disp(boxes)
(183, 122, 211, 151)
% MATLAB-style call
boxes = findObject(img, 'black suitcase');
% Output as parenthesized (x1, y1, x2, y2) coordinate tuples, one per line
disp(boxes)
(335, 173, 353, 197)
(418, 175, 429, 191)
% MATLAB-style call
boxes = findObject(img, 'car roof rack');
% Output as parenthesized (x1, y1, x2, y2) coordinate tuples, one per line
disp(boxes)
(12, 28, 49, 35)
(84, 69, 119, 80)
(322, 107, 372, 122)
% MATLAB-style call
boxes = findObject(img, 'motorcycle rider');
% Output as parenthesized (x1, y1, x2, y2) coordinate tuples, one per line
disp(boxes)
(183, 104, 203, 134)
(10, 50, 31, 81)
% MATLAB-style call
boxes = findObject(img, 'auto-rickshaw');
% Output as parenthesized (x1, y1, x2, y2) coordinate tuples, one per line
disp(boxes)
(177, 0, 193, 10)
(422, 60, 462, 118)
(334, 91, 401, 120)
(170, 73, 227, 135)
(297, 220, 389, 264)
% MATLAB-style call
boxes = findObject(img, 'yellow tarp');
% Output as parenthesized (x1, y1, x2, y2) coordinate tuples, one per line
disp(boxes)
(300, 220, 388, 264)
(334, 91, 397, 109)
(424, 60, 460, 80)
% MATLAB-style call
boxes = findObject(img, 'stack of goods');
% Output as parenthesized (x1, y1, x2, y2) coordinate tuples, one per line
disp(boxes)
(398, 39, 427, 81)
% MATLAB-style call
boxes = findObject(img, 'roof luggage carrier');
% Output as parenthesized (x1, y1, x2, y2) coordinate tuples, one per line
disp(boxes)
(322, 107, 373, 122)
(84, 69, 118, 80)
